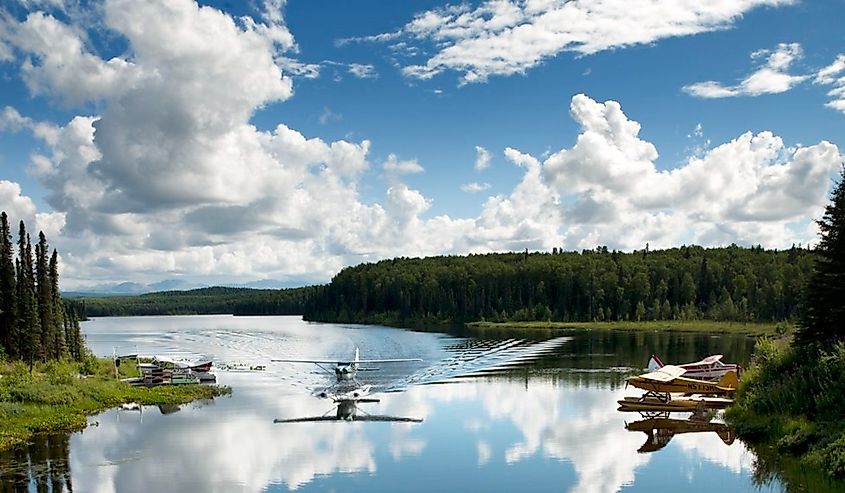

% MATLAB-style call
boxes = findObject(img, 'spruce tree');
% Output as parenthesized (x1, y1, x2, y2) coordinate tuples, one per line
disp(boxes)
(36, 232, 53, 360)
(796, 167, 845, 346)
(49, 249, 66, 359)
(0, 212, 16, 358)
(65, 309, 84, 362)
(16, 224, 41, 367)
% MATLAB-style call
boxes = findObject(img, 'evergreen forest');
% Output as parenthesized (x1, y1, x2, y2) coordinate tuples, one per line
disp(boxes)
(303, 244, 817, 326)
(66, 286, 315, 317)
(0, 212, 86, 366)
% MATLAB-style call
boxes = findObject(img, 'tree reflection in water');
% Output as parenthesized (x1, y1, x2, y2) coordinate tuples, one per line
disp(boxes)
(0, 433, 73, 492)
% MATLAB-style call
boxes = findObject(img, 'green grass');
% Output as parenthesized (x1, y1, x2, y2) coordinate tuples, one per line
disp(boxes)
(0, 358, 231, 451)
(465, 319, 786, 336)
(727, 339, 845, 480)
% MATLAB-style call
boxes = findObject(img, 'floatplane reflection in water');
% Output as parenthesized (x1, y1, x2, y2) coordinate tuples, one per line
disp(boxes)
(274, 395, 423, 423)
(625, 413, 736, 453)
(272, 347, 424, 424)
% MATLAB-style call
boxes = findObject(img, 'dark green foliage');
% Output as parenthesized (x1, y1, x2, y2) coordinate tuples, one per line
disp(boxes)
(797, 167, 845, 346)
(0, 212, 16, 359)
(0, 213, 84, 365)
(66, 286, 314, 317)
(0, 358, 231, 451)
(730, 169, 845, 483)
(728, 340, 845, 479)
(35, 232, 53, 359)
(49, 250, 66, 359)
(303, 245, 815, 326)
(16, 227, 41, 367)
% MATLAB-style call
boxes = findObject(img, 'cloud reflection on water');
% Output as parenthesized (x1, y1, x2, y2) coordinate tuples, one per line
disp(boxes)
(59, 371, 753, 493)
(54, 316, 765, 492)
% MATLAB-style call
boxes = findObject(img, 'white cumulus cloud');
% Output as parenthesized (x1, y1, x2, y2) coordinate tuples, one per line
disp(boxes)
(384, 154, 425, 174)
(474, 145, 491, 171)
(0, 0, 839, 289)
(343, 0, 794, 84)
(814, 53, 845, 113)
(461, 182, 491, 193)
(683, 43, 807, 98)
(539, 94, 841, 250)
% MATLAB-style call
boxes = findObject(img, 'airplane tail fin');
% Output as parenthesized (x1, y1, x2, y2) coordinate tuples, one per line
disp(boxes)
(647, 354, 664, 371)
(718, 370, 739, 391)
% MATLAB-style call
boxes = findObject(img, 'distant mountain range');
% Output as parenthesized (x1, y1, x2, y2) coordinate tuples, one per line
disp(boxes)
(62, 278, 304, 297)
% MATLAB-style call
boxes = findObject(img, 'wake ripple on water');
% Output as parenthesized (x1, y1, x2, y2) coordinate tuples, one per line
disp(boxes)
(399, 336, 571, 389)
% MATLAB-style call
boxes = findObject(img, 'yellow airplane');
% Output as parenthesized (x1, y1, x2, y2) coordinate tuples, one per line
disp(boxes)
(625, 416, 736, 453)
(618, 364, 737, 413)
(625, 365, 738, 396)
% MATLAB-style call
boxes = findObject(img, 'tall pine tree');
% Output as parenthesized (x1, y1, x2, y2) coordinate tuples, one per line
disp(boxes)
(16, 223, 41, 367)
(0, 212, 16, 358)
(49, 249, 66, 359)
(36, 231, 54, 360)
(796, 167, 845, 346)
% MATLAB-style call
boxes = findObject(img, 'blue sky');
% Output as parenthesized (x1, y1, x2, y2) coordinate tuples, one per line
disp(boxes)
(0, 0, 843, 289)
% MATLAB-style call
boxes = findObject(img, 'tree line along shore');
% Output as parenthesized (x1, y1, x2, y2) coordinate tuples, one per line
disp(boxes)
(70, 245, 814, 334)
(0, 212, 229, 452)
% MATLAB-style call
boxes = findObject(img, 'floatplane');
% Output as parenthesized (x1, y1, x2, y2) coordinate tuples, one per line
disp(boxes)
(618, 364, 738, 413)
(271, 347, 421, 391)
(272, 347, 424, 423)
(647, 354, 742, 381)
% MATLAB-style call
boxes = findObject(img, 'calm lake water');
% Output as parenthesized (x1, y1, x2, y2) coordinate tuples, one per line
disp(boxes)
(0, 315, 826, 492)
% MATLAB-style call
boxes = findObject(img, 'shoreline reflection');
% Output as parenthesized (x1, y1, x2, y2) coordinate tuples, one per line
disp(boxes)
(0, 434, 73, 493)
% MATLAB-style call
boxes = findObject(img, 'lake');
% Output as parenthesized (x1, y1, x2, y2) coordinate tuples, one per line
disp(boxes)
(0, 315, 813, 492)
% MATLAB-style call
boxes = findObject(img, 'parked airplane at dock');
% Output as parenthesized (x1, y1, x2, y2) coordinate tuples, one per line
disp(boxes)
(647, 354, 742, 380)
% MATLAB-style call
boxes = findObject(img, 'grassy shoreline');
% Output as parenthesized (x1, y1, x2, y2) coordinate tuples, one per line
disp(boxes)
(726, 339, 845, 481)
(0, 358, 231, 451)
(465, 319, 786, 336)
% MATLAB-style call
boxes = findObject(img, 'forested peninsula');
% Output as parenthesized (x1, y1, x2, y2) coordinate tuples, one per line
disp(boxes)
(302, 245, 815, 328)
(66, 286, 314, 317)
(0, 213, 228, 451)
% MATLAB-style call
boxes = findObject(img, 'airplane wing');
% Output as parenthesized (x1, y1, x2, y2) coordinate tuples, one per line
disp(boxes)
(274, 416, 339, 423)
(270, 357, 422, 364)
(348, 416, 423, 422)
(273, 415, 423, 423)
(355, 358, 422, 364)
(697, 354, 724, 364)
(636, 364, 686, 382)
(270, 358, 350, 364)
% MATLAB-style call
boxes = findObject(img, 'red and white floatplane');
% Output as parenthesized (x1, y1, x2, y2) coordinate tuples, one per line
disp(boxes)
(647, 354, 742, 381)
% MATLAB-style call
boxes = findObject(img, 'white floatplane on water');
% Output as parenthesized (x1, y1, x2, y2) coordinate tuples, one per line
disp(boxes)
(271, 347, 421, 385)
